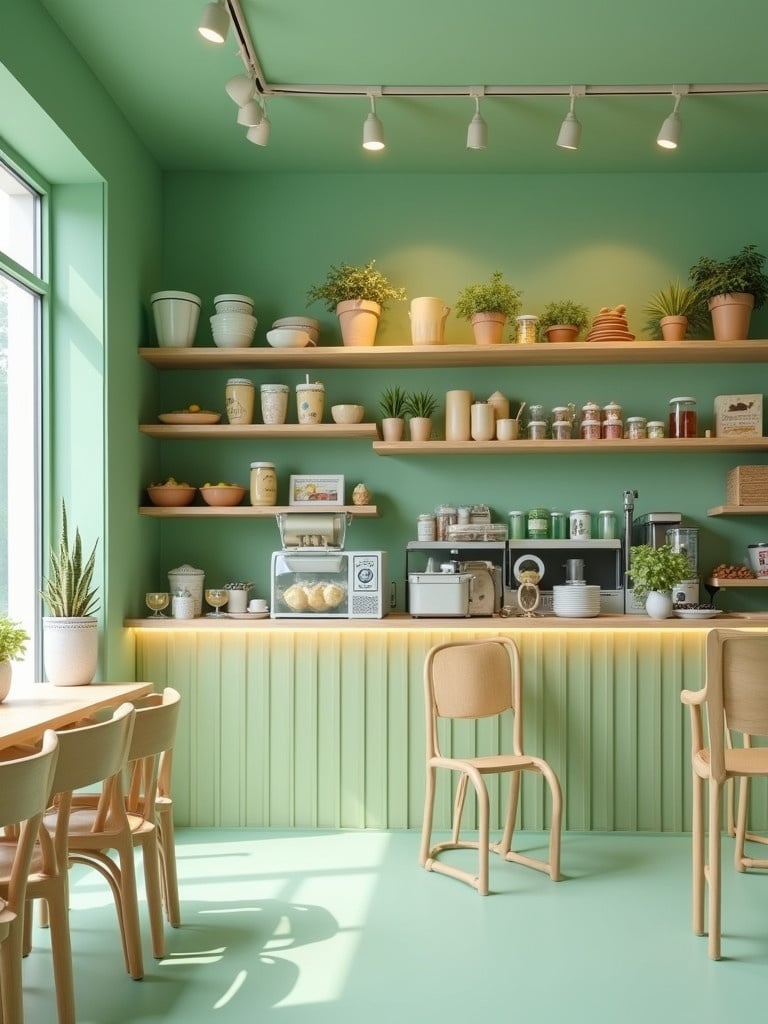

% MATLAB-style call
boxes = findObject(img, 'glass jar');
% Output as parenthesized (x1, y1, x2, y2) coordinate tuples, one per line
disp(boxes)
(527, 420, 548, 440)
(552, 419, 572, 441)
(626, 416, 647, 440)
(527, 508, 550, 539)
(598, 510, 617, 540)
(569, 509, 592, 540)
(602, 419, 623, 440)
(508, 510, 526, 539)
(417, 514, 436, 542)
(435, 505, 457, 541)
(457, 505, 471, 525)
(580, 418, 601, 440)
(647, 420, 665, 439)
(582, 401, 602, 423)
(603, 401, 623, 423)
(669, 396, 698, 438)
(515, 315, 539, 345)
(249, 462, 277, 506)
(550, 510, 567, 539)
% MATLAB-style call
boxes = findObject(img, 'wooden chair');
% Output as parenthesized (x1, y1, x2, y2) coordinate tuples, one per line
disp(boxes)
(0, 731, 59, 1024)
(680, 628, 768, 959)
(420, 637, 562, 895)
(59, 687, 180, 978)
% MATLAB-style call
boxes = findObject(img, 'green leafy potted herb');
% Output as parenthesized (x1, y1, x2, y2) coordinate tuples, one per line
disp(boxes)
(379, 385, 409, 441)
(307, 259, 407, 347)
(0, 616, 30, 702)
(688, 244, 768, 341)
(643, 279, 708, 340)
(454, 270, 522, 345)
(626, 543, 693, 619)
(403, 389, 438, 442)
(538, 299, 590, 343)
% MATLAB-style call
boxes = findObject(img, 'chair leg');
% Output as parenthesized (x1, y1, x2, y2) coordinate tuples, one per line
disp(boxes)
(708, 780, 723, 960)
(474, 775, 491, 896)
(692, 772, 704, 936)
(452, 774, 468, 846)
(141, 835, 166, 959)
(157, 804, 180, 927)
(419, 766, 437, 868)
(116, 844, 144, 979)
(734, 776, 748, 872)
(46, 886, 77, 1024)
(0, 923, 24, 1024)
(497, 772, 521, 857)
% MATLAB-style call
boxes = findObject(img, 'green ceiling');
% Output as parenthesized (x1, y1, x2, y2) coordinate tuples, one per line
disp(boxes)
(35, 0, 768, 174)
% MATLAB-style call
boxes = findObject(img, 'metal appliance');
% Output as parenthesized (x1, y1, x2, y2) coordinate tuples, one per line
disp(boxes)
(405, 541, 504, 616)
(626, 506, 683, 613)
(506, 540, 625, 614)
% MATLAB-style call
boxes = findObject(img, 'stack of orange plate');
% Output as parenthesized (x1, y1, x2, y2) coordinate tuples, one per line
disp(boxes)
(585, 304, 635, 342)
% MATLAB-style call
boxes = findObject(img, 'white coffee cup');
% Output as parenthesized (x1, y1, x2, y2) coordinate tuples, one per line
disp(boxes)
(249, 598, 268, 613)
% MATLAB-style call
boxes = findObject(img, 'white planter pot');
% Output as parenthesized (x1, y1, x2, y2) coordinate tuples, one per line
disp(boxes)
(645, 591, 674, 620)
(151, 290, 201, 348)
(42, 616, 98, 686)
(0, 660, 11, 702)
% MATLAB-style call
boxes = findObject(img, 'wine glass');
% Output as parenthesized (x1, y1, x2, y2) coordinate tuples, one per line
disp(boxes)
(205, 588, 229, 617)
(145, 592, 170, 617)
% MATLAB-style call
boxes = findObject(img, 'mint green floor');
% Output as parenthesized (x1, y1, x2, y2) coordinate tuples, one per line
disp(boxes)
(21, 829, 768, 1024)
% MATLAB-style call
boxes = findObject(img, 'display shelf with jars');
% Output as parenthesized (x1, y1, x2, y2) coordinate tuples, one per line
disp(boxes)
(373, 437, 768, 456)
(138, 504, 380, 519)
(139, 423, 378, 440)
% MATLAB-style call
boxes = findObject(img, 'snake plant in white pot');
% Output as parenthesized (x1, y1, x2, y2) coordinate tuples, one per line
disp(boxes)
(40, 499, 100, 686)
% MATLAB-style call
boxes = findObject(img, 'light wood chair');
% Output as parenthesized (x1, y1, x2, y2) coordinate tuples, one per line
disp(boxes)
(58, 687, 180, 978)
(680, 628, 768, 960)
(0, 731, 59, 1024)
(420, 637, 562, 895)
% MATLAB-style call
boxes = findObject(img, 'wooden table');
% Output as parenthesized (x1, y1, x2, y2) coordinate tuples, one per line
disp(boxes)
(0, 682, 154, 751)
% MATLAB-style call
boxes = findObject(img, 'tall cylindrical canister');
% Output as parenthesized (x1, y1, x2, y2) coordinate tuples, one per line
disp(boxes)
(167, 564, 205, 617)
(569, 509, 592, 540)
(665, 527, 698, 574)
(225, 378, 255, 424)
(470, 402, 495, 441)
(445, 390, 473, 441)
(250, 462, 277, 506)
(508, 510, 526, 539)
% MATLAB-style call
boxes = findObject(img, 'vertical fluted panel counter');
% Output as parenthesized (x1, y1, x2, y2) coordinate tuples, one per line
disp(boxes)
(128, 616, 768, 832)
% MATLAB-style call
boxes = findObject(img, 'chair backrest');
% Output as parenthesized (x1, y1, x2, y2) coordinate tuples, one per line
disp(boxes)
(705, 629, 768, 780)
(424, 638, 522, 758)
(125, 688, 181, 819)
(0, 730, 59, 908)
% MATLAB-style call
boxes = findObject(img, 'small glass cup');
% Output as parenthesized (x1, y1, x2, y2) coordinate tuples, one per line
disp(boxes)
(145, 592, 170, 617)
(205, 588, 229, 617)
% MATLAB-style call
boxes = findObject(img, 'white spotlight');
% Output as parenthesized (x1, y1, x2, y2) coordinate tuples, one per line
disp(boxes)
(237, 99, 263, 127)
(466, 94, 487, 150)
(226, 74, 256, 107)
(657, 87, 686, 150)
(198, 1, 229, 44)
(556, 87, 583, 150)
(247, 103, 270, 146)
(362, 94, 385, 151)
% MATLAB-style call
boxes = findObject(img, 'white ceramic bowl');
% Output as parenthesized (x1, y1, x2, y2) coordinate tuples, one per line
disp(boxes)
(272, 316, 320, 344)
(210, 312, 257, 348)
(331, 404, 365, 424)
(747, 542, 768, 577)
(266, 327, 311, 349)
(214, 293, 254, 314)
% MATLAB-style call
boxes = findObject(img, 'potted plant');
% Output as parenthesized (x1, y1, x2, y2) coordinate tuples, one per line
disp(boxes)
(403, 389, 438, 442)
(40, 499, 100, 686)
(689, 244, 768, 341)
(538, 299, 590, 343)
(643, 279, 708, 341)
(454, 270, 522, 345)
(379, 385, 409, 442)
(307, 259, 406, 347)
(626, 543, 693, 619)
(0, 616, 30, 702)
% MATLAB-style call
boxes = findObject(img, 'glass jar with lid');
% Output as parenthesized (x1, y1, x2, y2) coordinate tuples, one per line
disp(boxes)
(626, 416, 647, 440)
(434, 504, 457, 541)
(250, 462, 277, 506)
(515, 315, 539, 345)
(603, 401, 623, 423)
(527, 508, 550, 539)
(668, 396, 698, 438)
(582, 401, 602, 423)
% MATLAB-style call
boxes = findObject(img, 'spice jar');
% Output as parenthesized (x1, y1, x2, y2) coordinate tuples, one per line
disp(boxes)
(250, 462, 277, 506)
(602, 419, 623, 440)
(569, 509, 592, 540)
(527, 508, 550, 539)
(581, 418, 601, 440)
(552, 419, 572, 441)
(550, 510, 567, 539)
(647, 420, 665, 439)
(603, 401, 623, 423)
(626, 416, 647, 440)
(582, 401, 602, 423)
(508, 510, 526, 539)
(435, 504, 457, 541)
(515, 315, 539, 345)
(598, 510, 617, 540)
(668, 396, 697, 438)
(527, 420, 548, 440)
(417, 514, 436, 542)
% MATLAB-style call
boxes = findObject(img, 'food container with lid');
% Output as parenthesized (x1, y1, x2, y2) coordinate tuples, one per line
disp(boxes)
(581, 418, 601, 440)
(552, 420, 572, 441)
(515, 315, 539, 345)
(647, 420, 665, 438)
(527, 508, 550, 539)
(626, 416, 647, 439)
(569, 509, 592, 539)
(603, 401, 623, 422)
(408, 572, 472, 617)
(668, 396, 697, 438)
(250, 462, 277, 506)
(602, 419, 623, 440)
(527, 420, 548, 440)
(746, 542, 768, 577)
(167, 564, 205, 616)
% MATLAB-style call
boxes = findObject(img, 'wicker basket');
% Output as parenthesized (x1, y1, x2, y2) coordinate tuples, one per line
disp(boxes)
(726, 465, 768, 506)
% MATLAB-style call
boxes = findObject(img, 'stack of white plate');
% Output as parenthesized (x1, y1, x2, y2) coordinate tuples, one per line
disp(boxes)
(552, 584, 601, 618)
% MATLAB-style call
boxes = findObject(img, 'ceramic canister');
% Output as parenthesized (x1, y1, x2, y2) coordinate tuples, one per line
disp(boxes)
(260, 384, 289, 425)
(296, 381, 325, 424)
(225, 378, 255, 424)
(470, 402, 496, 441)
(167, 564, 205, 616)
(445, 390, 472, 441)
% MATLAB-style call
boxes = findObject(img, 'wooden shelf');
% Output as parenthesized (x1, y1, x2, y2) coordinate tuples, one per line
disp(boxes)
(139, 423, 379, 440)
(705, 577, 768, 588)
(373, 437, 768, 456)
(139, 339, 768, 371)
(707, 505, 768, 516)
(138, 504, 379, 518)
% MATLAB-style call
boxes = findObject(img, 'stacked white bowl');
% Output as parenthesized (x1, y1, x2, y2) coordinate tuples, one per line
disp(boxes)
(210, 295, 257, 348)
(272, 316, 320, 345)
(266, 327, 312, 349)
(552, 584, 601, 618)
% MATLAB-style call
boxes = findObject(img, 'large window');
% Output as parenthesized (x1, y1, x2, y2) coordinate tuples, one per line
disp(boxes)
(0, 159, 44, 685)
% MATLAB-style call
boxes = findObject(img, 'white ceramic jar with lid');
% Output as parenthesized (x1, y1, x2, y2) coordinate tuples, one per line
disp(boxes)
(167, 564, 205, 616)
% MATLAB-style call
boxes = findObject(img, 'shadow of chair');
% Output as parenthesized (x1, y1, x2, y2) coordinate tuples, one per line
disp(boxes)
(680, 628, 768, 960)
(0, 731, 59, 1024)
(419, 636, 562, 895)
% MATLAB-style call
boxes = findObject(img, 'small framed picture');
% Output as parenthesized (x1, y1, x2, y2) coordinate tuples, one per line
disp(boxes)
(289, 474, 345, 506)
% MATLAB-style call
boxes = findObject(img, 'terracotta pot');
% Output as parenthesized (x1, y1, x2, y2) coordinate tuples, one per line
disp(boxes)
(408, 416, 432, 442)
(708, 293, 754, 342)
(660, 315, 688, 341)
(381, 417, 405, 441)
(545, 324, 579, 343)
(336, 299, 381, 346)
(470, 312, 506, 345)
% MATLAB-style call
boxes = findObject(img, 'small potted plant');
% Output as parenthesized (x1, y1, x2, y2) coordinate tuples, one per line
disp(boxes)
(626, 543, 693, 619)
(40, 499, 100, 686)
(0, 616, 30, 702)
(403, 389, 438, 442)
(538, 299, 590, 343)
(454, 270, 522, 345)
(643, 279, 709, 341)
(379, 385, 409, 442)
(307, 259, 406, 347)
(688, 243, 768, 341)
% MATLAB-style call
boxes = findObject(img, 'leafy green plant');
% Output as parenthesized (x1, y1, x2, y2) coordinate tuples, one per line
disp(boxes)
(379, 385, 409, 419)
(643, 279, 709, 338)
(307, 259, 407, 313)
(454, 271, 522, 320)
(626, 544, 693, 600)
(689, 244, 768, 309)
(0, 617, 30, 662)
(538, 299, 590, 337)
(403, 390, 438, 419)
(40, 499, 100, 617)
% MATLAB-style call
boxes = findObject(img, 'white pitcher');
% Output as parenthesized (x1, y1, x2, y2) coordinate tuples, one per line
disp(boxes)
(409, 296, 450, 345)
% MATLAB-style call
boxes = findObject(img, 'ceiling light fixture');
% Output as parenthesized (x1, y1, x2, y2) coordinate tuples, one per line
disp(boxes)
(466, 89, 487, 150)
(657, 85, 688, 150)
(556, 85, 585, 150)
(198, 1, 230, 44)
(247, 102, 270, 146)
(362, 92, 385, 151)
(225, 73, 256, 107)
(237, 98, 263, 127)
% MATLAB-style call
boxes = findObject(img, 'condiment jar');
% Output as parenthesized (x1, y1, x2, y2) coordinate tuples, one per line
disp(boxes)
(603, 401, 623, 422)
(582, 401, 602, 422)
(668, 396, 697, 438)
(508, 510, 526, 539)
(550, 511, 567, 539)
(598, 510, 617, 539)
(417, 513, 436, 541)
(552, 419, 572, 441)
(435, 504, 457, 541)
(527, 508, 550, 539)
(602, 419, 623, 440)
(527, 420, 548, 440)
(250, 462, 277, 506)
(647, 420, 665, 438)
(569, 509, 592, 540)
(515, 315, 539, 345)
(580, 418, 601, 440)
(626, 416, 647, 440)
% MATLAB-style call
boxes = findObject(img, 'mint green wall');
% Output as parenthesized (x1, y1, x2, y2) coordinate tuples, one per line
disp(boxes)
(152, 171, 768, 611)
(1, 1, 163, 677)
